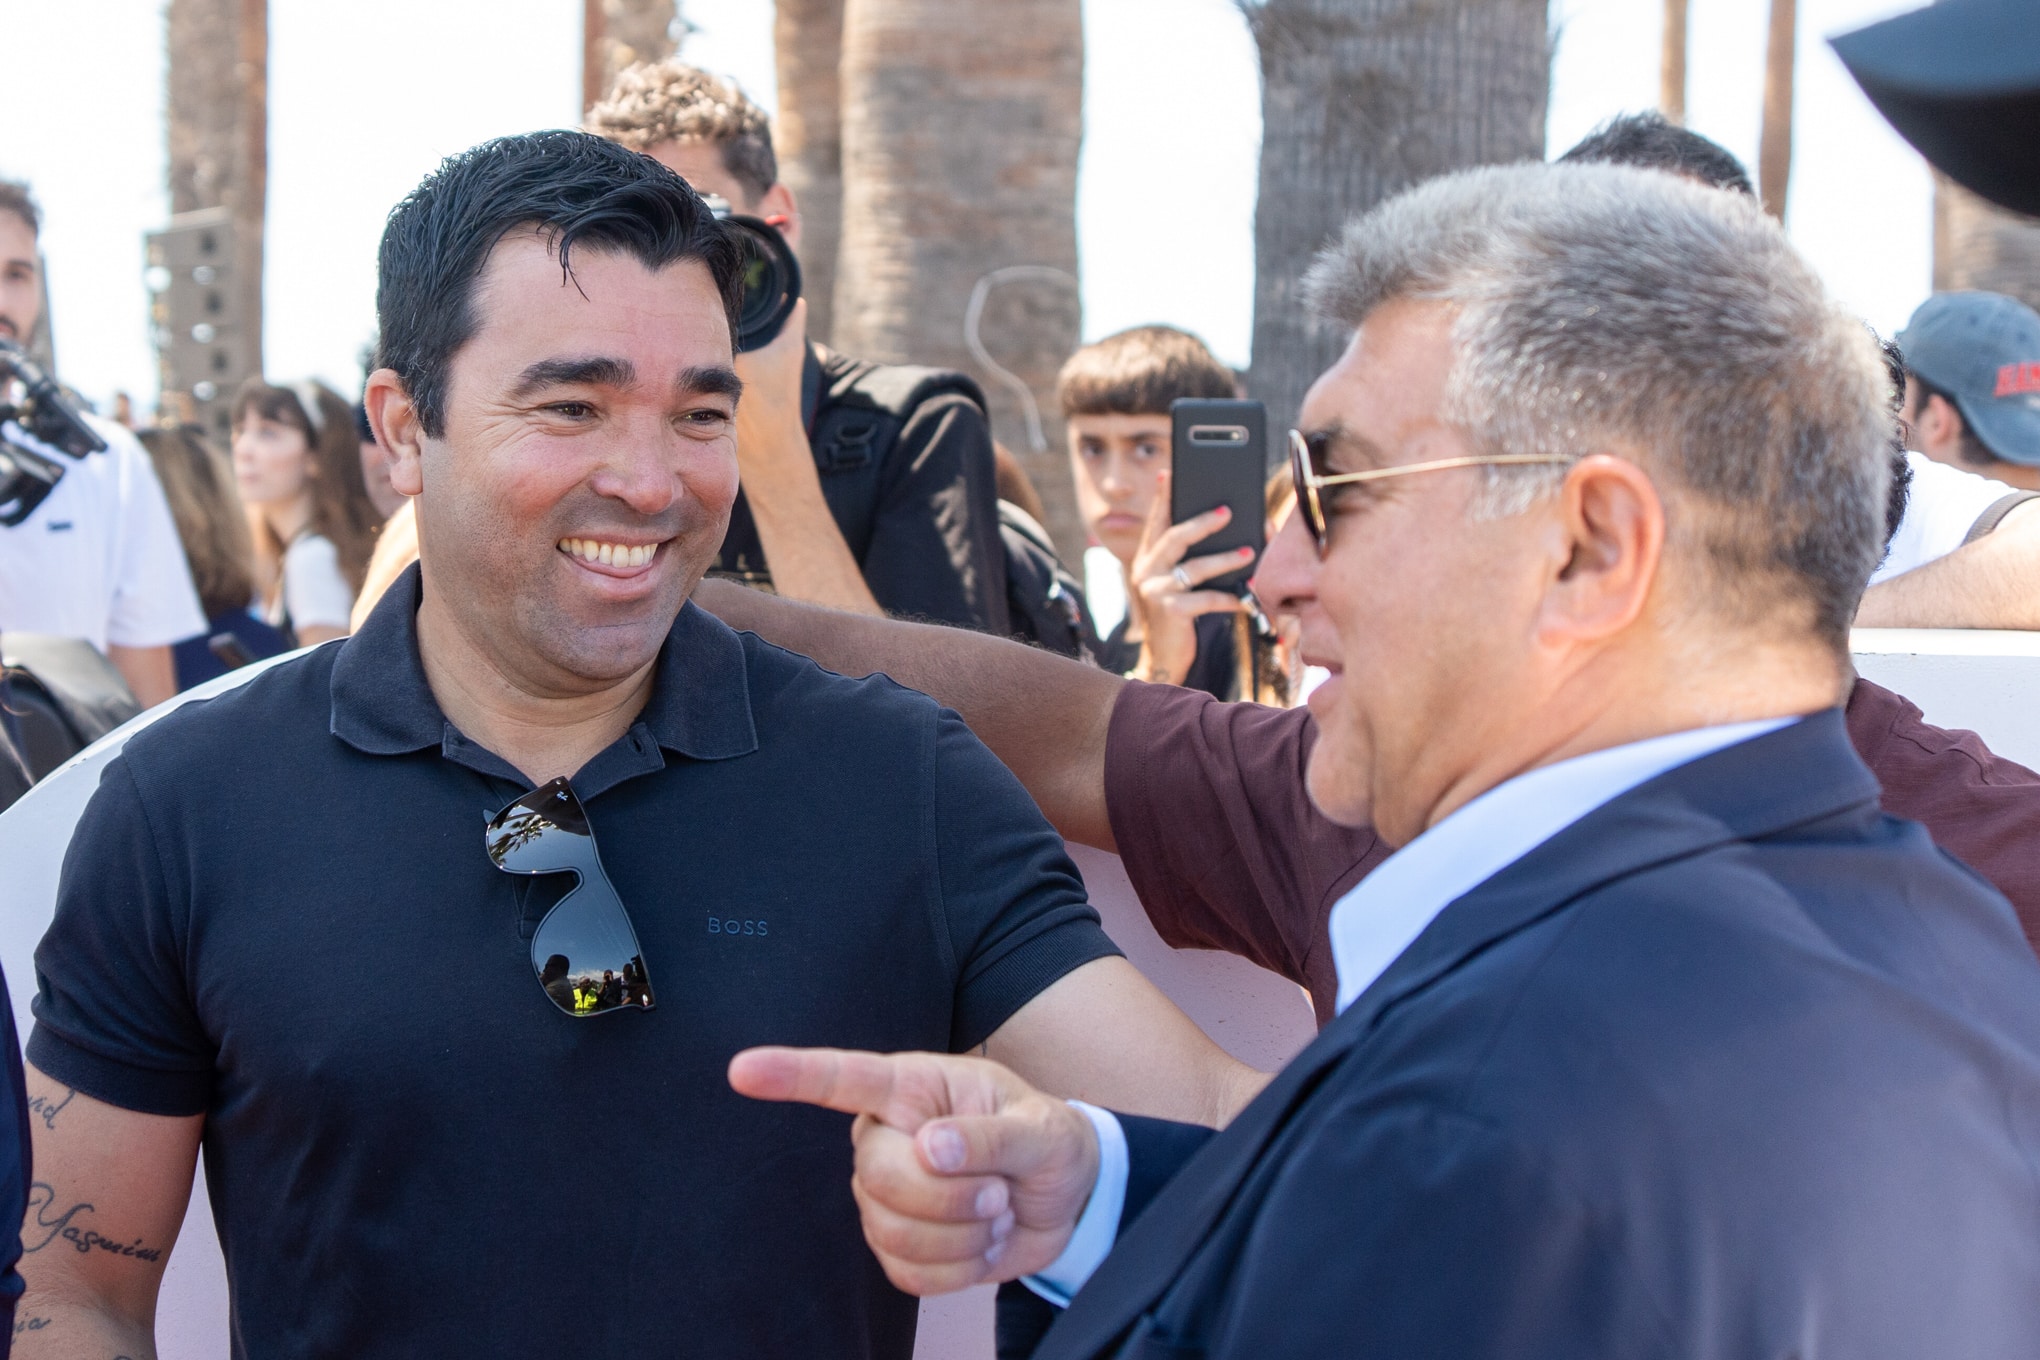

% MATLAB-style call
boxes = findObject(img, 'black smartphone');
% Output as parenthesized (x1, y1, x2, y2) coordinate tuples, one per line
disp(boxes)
(1169, 397, 1267, 594)
(207, 632, 255, 671)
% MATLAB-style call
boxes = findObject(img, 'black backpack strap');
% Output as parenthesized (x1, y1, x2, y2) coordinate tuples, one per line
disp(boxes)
(0, 633, 142, 780)
(807, 354, 994, 561)
(997, 501, 1097, 661)
(0, 703, 30, 812)
(1963, 490, 2040, 545)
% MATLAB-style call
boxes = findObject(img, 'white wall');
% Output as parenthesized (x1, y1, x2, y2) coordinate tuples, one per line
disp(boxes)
(1851, 629, 2040, 770)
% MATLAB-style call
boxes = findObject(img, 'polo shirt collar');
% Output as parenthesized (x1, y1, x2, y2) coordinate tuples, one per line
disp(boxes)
(330, 563, 758, 768)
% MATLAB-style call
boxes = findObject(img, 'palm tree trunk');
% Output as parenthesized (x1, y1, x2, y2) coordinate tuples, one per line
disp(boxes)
(605, 0, 678, 91)
(1934, 173, 2040, 314)
(833, 0, 1086, 562)
(585, 0, 677, 111)
(1759, 0, 1796, 220)
(1661, 0, 1689, 125)
(582, 0, 606, 114)
(1244, 0, 1549, 438)
(774, 0, 846, 345)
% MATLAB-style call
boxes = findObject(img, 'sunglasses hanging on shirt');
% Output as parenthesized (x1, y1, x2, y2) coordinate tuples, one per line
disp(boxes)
(486, 778, 655, 1017)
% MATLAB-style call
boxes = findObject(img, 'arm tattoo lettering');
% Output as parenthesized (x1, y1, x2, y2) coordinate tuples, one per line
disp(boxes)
(12, 1315, 50, 1336)
(20, 1184, 163, 1264)
(24, 1087, 74, 1131)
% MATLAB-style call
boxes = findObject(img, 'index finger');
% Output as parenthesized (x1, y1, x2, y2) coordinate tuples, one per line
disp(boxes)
(730, 1046, 903, 1118)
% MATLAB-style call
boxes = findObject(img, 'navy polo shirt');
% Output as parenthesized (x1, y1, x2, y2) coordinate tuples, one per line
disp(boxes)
(28, 565, 1118, 1359)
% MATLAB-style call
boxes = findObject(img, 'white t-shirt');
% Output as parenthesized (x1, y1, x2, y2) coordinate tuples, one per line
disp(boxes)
(264, 532, 355, 633)
(1870, 451, 2024, 587)
(0, 414, 207, 652)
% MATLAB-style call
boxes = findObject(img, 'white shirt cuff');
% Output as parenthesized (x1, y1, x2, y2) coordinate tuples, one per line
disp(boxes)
(1021, 1100, 1128, 1308)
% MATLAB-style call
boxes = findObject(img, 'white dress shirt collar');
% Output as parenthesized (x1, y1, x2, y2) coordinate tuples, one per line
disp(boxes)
(1330, 717, 1796, 1014)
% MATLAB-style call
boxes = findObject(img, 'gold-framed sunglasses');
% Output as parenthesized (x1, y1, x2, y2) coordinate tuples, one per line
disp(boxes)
(1287, 428, 1572, 555)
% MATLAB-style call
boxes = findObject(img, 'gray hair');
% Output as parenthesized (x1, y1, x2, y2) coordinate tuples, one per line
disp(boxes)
(1302, 161, 1890, 648)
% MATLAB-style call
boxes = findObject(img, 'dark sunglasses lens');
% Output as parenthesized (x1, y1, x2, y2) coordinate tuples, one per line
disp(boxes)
(487, 779, 656, 1017)
(1289, 431, 1326, 550)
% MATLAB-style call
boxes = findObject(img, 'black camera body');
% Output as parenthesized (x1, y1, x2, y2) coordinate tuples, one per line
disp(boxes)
(702, 196, 802, 353)
(0, 339, 107, 527)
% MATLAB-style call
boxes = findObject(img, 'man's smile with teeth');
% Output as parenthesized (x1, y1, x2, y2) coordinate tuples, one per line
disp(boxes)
(559, 538, 660, 568)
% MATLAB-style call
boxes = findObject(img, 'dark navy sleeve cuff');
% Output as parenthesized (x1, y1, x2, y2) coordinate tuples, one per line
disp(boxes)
(25, 1024, 211, 1118)
(1118, 1113, 1218, 1230)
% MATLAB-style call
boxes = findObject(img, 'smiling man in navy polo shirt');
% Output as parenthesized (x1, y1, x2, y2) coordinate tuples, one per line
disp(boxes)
(13, 132, 1254, 1359)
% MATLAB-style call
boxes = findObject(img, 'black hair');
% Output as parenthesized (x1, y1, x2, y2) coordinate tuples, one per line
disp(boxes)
(1880, 337, 1914, 551)
(1558, 112, 1757, 198)
(0, 179, 40, 235)
(374, 130, 745, 438)
(1907, 370, 2000, 466)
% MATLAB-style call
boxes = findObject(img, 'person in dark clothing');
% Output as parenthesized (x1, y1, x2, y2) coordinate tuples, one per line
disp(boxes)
(586, 60, 1010, 631)
(18, 130, 1254, 1360)
(0, 963, 27, 1354)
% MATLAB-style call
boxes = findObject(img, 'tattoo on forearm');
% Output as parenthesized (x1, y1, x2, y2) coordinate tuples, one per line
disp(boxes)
(24, 1087, 74, 1131)
(12, 1315, 50, 1337)
(20, 1184, 163, 1263)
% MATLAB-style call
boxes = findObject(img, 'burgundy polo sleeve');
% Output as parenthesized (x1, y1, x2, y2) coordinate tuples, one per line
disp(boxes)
(1103, 682, 1390, 1024)
(1847, 678, 2040, 956)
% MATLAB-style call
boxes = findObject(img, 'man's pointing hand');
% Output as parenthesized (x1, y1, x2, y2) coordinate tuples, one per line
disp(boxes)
(728, 1047, 1100, 1296)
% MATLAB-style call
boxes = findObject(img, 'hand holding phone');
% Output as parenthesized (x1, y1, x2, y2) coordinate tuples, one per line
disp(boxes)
(1123, 487, 1253, 685)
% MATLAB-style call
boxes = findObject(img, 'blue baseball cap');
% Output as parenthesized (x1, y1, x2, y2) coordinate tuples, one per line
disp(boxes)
(1895, 291, 2040, 466)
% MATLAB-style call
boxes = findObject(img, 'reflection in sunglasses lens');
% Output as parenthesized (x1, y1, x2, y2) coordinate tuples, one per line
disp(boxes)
(486, 779, 655, 1017)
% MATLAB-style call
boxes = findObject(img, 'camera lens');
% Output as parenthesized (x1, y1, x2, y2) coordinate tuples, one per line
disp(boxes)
(701, 197, 802, 353)
(727, 218, 802, 353)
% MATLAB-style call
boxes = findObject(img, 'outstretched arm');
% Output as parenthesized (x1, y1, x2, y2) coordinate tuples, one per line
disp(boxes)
(1856, 498, 2040, 629)
(985, 957, 1268, 1130)
(693, 577, 1125, 849)
(733, 300, 883, 617)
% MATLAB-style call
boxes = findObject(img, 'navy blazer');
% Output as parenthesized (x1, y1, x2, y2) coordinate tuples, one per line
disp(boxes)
(1039, 711, 2040, 1359)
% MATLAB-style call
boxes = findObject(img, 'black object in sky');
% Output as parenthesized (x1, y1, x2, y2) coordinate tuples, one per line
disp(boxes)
(1833, 0, 2040, 219)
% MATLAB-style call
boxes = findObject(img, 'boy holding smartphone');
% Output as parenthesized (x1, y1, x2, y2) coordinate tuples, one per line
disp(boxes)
(1056, 326, 1259, 697)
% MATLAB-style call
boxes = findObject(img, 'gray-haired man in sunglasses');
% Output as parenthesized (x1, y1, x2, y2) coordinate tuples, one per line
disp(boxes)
(704, 161, 2040, 1355)
(15, 132, 1257, 1359)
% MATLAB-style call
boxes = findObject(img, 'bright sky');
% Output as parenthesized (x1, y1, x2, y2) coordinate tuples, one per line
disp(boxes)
(0, 0, 1928, 417)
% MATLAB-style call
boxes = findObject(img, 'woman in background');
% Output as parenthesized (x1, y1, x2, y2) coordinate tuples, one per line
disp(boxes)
(134, 424, 290, 689)
(231, 378, 383, 645)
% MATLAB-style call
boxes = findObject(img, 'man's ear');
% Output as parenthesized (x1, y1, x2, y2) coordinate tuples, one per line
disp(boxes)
(364, 368, 426, 499)
(1924, 392, 1966, 447)
(1538, 454, 1665, 648)
(759, 181, 802, 255)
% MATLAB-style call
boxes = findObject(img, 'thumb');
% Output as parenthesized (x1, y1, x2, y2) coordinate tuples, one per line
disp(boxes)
(916, 1107, 1077, 1182)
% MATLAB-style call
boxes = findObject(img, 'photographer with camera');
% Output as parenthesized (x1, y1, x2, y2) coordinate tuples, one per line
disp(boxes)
(586, 63, 1015, 634)
(0, 180, 204, 712)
